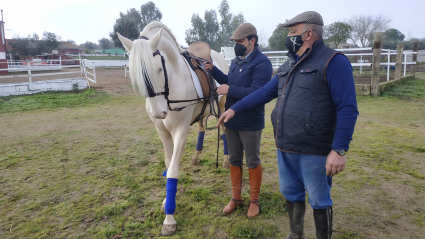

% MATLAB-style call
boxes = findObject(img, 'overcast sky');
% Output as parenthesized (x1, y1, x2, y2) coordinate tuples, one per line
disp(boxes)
(2, 0, 424, 47)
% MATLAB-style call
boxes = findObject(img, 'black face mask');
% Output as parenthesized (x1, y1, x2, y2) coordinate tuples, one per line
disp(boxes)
(234, 40, 251, 57)
(285, 30, 308, 54)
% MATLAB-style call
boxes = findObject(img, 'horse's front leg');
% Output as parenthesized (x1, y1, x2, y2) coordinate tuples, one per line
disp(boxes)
(154, 125, 173, 212)
(161, 127, 190, 236)
(191, 120, 205, 165)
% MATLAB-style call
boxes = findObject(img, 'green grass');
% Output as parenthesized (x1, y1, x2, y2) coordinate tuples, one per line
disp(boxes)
(1, 76, 424, 238)
(0, 89, 111, 113)
(381, 77, 425, 99)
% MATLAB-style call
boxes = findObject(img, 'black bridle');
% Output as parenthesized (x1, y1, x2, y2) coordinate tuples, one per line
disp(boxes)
(137, 36, 218, 112)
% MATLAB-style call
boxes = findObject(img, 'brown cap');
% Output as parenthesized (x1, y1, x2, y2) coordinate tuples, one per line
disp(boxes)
(230, 23, 257, 41)
(280, 11, 324, 27)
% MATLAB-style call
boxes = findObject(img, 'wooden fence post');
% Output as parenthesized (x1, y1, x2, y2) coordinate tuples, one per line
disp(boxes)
(410, 42, 418, 76)
(371, 32, 382, 96)
(395, 44, 404, 81)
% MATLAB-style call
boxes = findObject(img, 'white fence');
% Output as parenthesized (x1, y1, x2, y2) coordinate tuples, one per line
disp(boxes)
(225, 47, 418, 82)
(0, 58, 96, 86)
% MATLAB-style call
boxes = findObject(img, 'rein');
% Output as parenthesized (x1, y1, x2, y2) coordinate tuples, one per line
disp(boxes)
(137, 35, 222, 168)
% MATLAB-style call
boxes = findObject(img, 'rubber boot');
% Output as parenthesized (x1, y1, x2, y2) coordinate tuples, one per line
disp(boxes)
(286, 200, 306, 239)
(247, 164, 262, 218)
(222, 165, 243, 213)
(313, 207, 333, 239)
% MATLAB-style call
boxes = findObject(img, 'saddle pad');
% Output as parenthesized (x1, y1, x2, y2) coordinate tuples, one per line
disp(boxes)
(182, 57, 221, 101)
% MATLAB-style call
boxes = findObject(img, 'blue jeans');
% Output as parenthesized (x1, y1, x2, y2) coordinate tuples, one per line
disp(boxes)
(277, 149, 333, 209)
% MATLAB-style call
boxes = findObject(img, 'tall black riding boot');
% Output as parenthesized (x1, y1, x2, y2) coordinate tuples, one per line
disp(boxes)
(286, 200, 305, 239)
(313, 207, 333, 239)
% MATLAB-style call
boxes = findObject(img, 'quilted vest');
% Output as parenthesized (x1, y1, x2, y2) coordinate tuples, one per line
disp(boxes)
(271, 39, 342, 155)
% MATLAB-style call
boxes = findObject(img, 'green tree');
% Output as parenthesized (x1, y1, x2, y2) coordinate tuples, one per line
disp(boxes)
(98, 38, 114, 49)
(324, 22, 352, 48)
(185, 10, 220, 51)
(140, 1, 162, 31)
(79, 41, 99, 51)
(109, 2, 162, 49)
(109, 15, 139, 49)
(185, 0, 244, 52)
(40, 31, 62, 53)
(217, 0, 245, 47)
(9, 32, 62, 56)
(268, 24, 289, 50)
(382, 28, 405, 49)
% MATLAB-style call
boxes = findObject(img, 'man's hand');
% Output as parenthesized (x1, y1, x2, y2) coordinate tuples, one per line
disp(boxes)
(203, 61, 214, 71)
(217, 84, 229, 95)
(216, 109, 236, 128)
(325, 150, 346, 177)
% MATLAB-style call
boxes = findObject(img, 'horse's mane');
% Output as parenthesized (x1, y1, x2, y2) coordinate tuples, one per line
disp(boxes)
(129, 21, 184, 98)
(141, 21, 184, 54)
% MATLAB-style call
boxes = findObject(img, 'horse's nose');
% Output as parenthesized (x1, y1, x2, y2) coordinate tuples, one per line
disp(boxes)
(162, 111, 168, 119)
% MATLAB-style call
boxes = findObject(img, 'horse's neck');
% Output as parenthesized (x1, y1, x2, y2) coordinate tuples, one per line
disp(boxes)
(157, 37, 196, 100)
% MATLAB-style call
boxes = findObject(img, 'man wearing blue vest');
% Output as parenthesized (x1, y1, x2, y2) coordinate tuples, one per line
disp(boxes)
(204, 23, 272, 219)
(217, 11, 359, 239)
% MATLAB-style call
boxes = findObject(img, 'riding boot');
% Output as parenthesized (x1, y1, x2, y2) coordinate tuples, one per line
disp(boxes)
(247, 164, 262, 218)
(223, 165, 243, 213)
(286, 200, 305, 239)
(313, 207, 333, 239)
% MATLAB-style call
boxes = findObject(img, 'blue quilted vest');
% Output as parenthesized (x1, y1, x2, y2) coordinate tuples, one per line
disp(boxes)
(271, 39, 343, 155)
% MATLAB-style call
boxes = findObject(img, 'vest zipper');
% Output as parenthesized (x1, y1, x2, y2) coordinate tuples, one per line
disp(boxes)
(275, 47, 313, 149)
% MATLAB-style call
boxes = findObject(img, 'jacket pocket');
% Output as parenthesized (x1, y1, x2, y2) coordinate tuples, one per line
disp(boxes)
(296, 68, 318, 89)
(304, 112, 315, 136)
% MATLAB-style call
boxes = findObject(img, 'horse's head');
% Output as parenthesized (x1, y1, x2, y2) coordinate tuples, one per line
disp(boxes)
(117, 29, 168, 119)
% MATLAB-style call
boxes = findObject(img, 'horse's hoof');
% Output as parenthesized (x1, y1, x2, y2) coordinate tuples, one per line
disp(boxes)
(192, 152, 201, 165)
(223, 156, 230, 169)
(161, 224, 176, 236)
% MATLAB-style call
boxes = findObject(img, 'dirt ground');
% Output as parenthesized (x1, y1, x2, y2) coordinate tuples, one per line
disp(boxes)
(3, 66, 419, 88)
(1, 67, 424, 238)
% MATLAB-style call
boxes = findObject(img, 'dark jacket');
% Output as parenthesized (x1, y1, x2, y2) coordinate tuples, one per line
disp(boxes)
(212, 46, 272, 130)
(272, 40, 343, 155)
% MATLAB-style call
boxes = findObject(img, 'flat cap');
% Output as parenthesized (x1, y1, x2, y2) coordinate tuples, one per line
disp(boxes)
(230, 23, 257, 41)
(280, 11, 324, 27)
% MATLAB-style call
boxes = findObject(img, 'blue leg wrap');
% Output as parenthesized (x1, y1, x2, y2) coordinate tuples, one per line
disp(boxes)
(196, 131, 205, 151)
(221, 134, 229, 155)
(162, 170, 167, 177)
(165, 178, 178, 215)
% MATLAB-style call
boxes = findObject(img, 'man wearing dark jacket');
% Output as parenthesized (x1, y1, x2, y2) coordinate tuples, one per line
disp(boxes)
(217, 12, 359, 239)
(204, 22, 272, 219)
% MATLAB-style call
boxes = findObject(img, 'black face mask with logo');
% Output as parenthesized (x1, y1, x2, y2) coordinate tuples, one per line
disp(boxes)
(234, 40, 251, 57)
(285, 30, 308, 54)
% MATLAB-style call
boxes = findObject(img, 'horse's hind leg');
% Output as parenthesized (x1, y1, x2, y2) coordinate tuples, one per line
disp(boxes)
(219, 96, 230, 169)
(191, 120, 205, 165)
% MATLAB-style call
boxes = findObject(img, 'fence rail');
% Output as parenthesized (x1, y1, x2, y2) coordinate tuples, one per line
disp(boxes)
(224, 47, 418, 82)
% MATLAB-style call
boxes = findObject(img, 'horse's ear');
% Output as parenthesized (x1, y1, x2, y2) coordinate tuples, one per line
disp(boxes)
(150, 28, 162, 52)
(117, 33, 133, 51)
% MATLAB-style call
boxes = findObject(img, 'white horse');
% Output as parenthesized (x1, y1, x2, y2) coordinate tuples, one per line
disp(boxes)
(117, 22, 229, 236)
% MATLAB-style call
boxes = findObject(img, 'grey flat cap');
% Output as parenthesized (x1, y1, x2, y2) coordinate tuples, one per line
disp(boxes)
(281, 11, 324, 27)
(230, 23, 257, 41)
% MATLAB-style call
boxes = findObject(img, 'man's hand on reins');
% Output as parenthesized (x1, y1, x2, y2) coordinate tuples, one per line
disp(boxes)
(217, 84, 229, 95)
(216, 109, 236, 128)
(203, 61, 214, 71)
(325, 150, 346, 177)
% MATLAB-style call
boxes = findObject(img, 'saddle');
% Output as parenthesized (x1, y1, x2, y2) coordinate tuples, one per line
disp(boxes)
(181, 41, 221, 126)
(182, 41, 212, 98)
